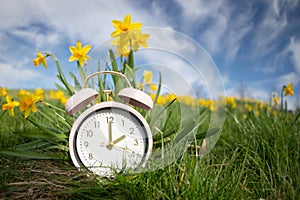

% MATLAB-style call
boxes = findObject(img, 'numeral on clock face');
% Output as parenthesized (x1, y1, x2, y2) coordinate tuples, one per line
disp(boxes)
(106, 116, 114, 123)
(94, 121, 100, 128)
(86, 130, 93, 137)
(84, 141, 89, 147)
(130, 127, 134, 134)
(133, 138, 139, 146)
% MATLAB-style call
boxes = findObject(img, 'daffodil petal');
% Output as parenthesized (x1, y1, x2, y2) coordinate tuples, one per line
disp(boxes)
(123, 14, 131, 25)
(24, 109, 31, 118)
(83, 45, 92, 54)
(129, 22, 142, 30)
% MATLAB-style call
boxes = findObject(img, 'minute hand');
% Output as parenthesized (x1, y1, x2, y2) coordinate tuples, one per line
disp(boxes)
(108, 121, 112, 143)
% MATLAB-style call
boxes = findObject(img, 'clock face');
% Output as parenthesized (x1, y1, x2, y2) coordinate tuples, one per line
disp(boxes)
(69, 102, 152, 176)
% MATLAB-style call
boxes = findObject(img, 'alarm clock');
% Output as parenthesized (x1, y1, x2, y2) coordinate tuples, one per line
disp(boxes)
(65, 71, 153, 176)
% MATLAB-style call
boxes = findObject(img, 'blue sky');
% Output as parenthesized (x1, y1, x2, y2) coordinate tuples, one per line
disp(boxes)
(0, 0, 299, 109)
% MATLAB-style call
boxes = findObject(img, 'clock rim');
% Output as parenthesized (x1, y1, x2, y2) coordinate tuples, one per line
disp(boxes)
(68, 101, 153, 175)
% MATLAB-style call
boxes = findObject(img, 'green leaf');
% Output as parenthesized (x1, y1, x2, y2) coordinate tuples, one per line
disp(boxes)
(195, 127, 220, 140)
(98, 73, 107, 101)
(55, 60, 74, 95)
(153, 72, 162, 105)
(173, 109, 209, 143)
(0, 110, 6, 121)
(109, 49, 119, 86)
(150, 98, 177, 130)
(127, 49, 134, 69)
(78, 64, 87, 85)
(292, 112, 300, 125)
(27, 118, 68, 141)
(69, 71, 82, 91)
(55, 83, 68, 94)
(0, 149, 64, 159)
(14, 131, 61, 140)
(8, 139, 51, 150)
(123, 64, 139, 88)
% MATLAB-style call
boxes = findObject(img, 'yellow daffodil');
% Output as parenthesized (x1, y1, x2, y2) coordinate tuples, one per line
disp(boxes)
(111, 35, 131, 57)
(143, 70, 153, 84)
(272, 96, 279, 106)
(137, 83, 144, 90)
(178, 96, 197, 107)
(19, 89, 28, 95)
(2, 95, 19, 117)
(225, 97, 236, 109)
(149, 84, 157, 91)
(49, 90, 68, 105)
(35, 88, 44, 100)
(54, 90, 65, 100)
(132, 30, 150, 52)
(166, 94, 177, 102)
(283, 83, 294, 96)
(0, 87, 8, 97)
(68, 41, 92, 67)
(150, 93, 155, 101)
(19, 92, 42, 118)
(244, 103, 253, 112)
(156, 95, 167, 105)
(111, 14, 142, 38)
(55, 91, 68, 105)
(33, 51, 47, 68)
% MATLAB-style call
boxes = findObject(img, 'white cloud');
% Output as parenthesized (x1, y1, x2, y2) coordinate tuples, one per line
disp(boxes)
(288, 37, 300, 74)
(278, 72, 299, 87)
(174, 0, 230, 55)
(272, 0, 280, 16)
(0, 0, 172, 89)
(146, 28, 224, 96)
(0, 63, 39, 87)
(174, 0, 225, 24)
(201, 15, 228, 55)
(11, 27, 61, 48)
(251, 0, 288, 57)
(29, 0, 169, 44)
(0, 1, 36, 29)
(173, 0, 254, 62)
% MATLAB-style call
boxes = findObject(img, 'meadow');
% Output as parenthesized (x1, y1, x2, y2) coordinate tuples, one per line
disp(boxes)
(0, 91, 299, 199)
(1, 14, 299, 199)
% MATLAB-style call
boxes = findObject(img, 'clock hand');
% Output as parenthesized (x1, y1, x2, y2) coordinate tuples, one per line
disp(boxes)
(104, 134, 126, 151)
(113, 145, 135, 153)
(100, 143, 135, 153)
(107, 135, 126, 150)
(112, 135, 126, 145)
(108, 121, 112, 143)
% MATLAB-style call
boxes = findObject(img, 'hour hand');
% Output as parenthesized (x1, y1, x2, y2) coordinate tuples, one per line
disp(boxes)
(106, 135, 126, 150)
(112, 135, 126, 145)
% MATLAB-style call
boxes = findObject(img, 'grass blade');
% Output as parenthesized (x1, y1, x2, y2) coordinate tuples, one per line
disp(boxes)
(0, 149, 64, 159)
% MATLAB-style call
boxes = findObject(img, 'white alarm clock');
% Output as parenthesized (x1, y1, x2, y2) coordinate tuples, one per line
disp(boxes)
(65, 71, 153, 176)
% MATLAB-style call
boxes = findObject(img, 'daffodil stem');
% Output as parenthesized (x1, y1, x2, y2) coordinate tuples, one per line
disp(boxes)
(153, 72, 162, 105)
(37, 109, 56, 125)
(78, 63, 87, 86)
(54, 111, 72, 128)
(42, 101, 65, 113)
(293, 112, 300, 125)
(54, 59, 74, 96)
(41, 101, 72, 128)
(280, 86, 284, 111)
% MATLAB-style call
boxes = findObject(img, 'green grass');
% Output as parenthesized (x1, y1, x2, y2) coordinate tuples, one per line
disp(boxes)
(1, 100, 299, 199)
